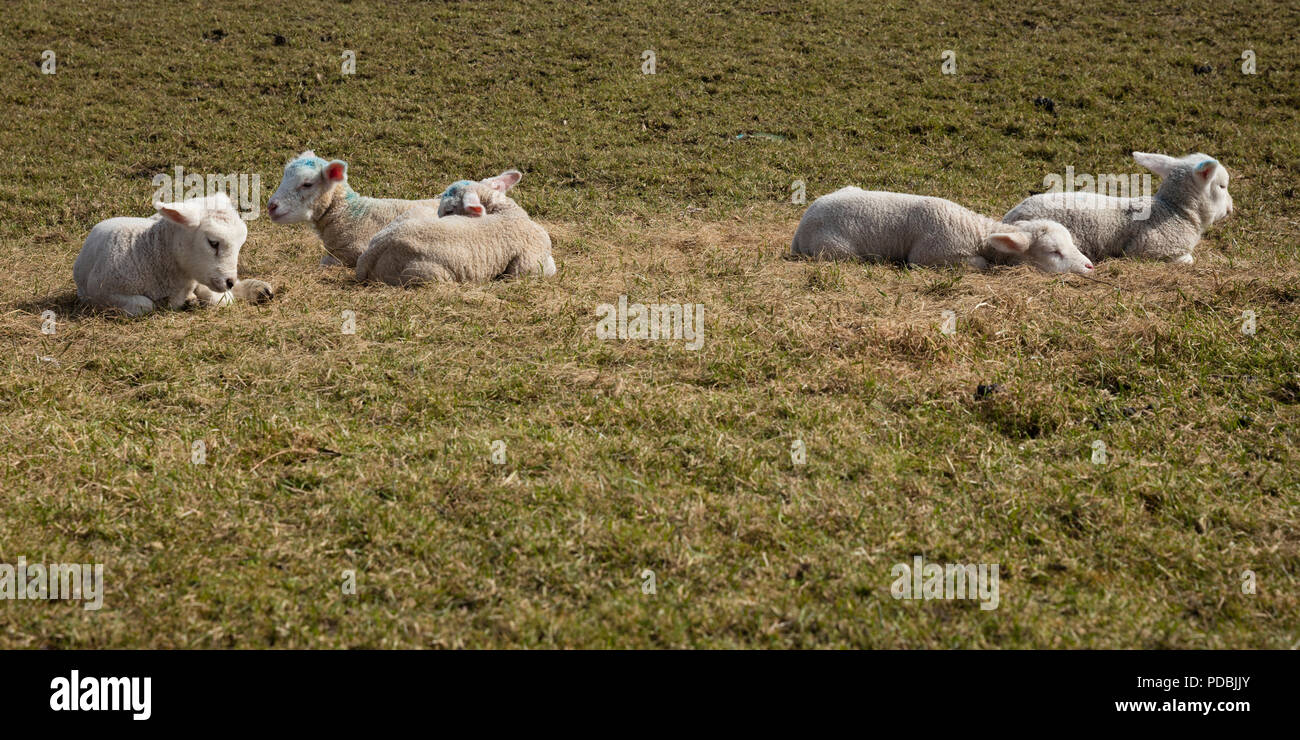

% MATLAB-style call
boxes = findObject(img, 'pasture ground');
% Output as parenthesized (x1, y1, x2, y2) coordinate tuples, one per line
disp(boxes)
(0, 0, 1297, 647)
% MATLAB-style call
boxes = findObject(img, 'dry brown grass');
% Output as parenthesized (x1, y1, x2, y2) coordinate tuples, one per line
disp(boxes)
(1, 0, 1297, 648)
(1, 209, 1296, 647)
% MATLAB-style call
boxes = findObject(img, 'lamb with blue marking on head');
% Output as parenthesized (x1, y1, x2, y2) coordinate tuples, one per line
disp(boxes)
(356, 170, 556, 286)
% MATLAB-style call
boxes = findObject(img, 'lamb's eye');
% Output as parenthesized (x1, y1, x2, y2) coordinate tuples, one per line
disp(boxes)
(207, 238, 220, 250)
(300, 181, 314, 189)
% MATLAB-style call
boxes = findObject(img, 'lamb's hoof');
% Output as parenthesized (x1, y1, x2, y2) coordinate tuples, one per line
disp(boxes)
(234, 279, 275, 304)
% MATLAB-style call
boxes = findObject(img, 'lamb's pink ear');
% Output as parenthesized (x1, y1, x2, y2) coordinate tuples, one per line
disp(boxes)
(483, 169, 522, 192)
(155, 200, 200, 227)
(462, 190, 485, 217)
(1194, 159, 1218, 183)
(983, 232, 1030, 254)
(323, 160, 348, 182)
(1132, 151, 1179, 178)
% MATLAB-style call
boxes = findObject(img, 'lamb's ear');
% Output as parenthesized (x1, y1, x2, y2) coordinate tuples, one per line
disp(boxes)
(323, 160, 348, 182)
(1132, 151, 1179, 178)
(1193, 159, 1219, 183)
(483, 169, 522, 193)
(155, 200, 201, 227)
(983, 231, 1031, 254)
(462, 190, 486, 217)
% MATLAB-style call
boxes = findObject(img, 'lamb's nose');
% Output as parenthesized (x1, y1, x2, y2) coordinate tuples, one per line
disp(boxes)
(1086, 263, 1094, 270)
(225, 278, 236, 290)
(267, 201, 279, 214)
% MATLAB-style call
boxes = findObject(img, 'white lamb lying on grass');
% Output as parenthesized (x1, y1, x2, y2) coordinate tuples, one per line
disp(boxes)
(791, 187, 1094, 274)
(1004, 152, 1234, 265)
(266, 150, 442, 268)
(73, 193, 274, 317)
(356, 170, 556, 286)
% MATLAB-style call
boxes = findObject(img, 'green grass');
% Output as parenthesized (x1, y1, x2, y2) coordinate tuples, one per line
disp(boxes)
(0, 0, 1297, 647)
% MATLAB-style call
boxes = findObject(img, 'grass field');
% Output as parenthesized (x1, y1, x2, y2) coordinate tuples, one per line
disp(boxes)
(1, 0, 1297, 648)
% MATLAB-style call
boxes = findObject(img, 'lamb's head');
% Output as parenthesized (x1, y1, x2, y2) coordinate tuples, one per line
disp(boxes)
(437, 169, 523, 217)
(266, 150, 348, 224)
(156, 192, 247, 292)
(983, 220, 1094, 274)
(1134, 151, 1234, 226)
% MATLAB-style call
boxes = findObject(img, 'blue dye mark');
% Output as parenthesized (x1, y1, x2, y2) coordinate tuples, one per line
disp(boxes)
(339, 187, 371, 217)
(287, 154, 327, 174)
(441, 180, 475, 198)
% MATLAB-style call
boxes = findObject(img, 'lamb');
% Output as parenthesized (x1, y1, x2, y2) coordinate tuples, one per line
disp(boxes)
(355, 170, 556, 285)
(791, 187, 1094, 274)
(435, 177, 494, 217)
(73, 193, 274, 317)
(1003, 152, 1234, 265)
(266, 150, 442, 268)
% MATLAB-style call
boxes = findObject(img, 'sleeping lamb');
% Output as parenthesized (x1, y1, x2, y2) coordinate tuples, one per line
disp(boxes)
(355, 170, 556, 286)
(791, 187, 1094, 274)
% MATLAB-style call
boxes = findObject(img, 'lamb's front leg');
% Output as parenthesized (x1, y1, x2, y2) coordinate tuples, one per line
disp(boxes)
(231, 279, 275, 304)
(503, 253, 558, 278)
(907, 246, 985, 270)
(96, 293, 156, 316)
(168, 281, 211, 309)
(192, 283, 235, 307)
